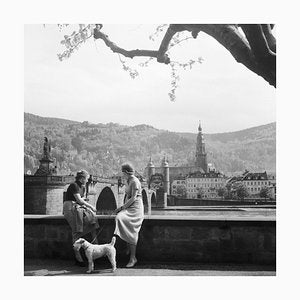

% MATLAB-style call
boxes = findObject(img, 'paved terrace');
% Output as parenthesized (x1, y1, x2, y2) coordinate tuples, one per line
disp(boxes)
(24, 259, 276, 276)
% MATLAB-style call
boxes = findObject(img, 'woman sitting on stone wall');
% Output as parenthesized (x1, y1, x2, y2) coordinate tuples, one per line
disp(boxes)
(63, 170, 99, 266)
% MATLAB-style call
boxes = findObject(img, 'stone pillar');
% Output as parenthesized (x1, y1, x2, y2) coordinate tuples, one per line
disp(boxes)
(24, 175, 74, 215)
(155, 188, 166, 208)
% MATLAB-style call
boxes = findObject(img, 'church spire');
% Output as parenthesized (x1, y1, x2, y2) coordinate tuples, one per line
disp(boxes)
(198, 120, 202, 132)
(195, 121, 208, 172)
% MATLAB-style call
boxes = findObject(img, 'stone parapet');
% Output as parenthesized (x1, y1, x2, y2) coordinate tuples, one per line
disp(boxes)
(24, 215, 275, 265)
(24, 175, 74, 186)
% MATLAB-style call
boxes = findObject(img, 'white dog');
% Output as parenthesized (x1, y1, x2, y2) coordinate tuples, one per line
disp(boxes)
(73, 237, 117, 273)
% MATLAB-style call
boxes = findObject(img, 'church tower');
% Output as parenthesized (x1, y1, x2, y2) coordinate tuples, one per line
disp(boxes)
(195, 121, 208, 173)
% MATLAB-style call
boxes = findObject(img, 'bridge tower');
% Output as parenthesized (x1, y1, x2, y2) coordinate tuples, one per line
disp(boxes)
(154, 156, 169, 208)
(162, 156, 170, 195)
(147, 157, 155, 188)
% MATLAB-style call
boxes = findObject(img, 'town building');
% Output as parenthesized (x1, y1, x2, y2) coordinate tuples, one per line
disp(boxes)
(228, 170, 276, 199)
(186, 170, 226, 199)
(242, 171, 269, 196)
(171, 175, 187, 198)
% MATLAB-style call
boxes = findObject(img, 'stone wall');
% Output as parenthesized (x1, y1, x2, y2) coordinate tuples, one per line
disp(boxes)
(24, 216, 275, 265)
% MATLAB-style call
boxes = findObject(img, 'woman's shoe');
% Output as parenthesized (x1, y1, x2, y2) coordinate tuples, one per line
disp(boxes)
(126, 258, 137, 268)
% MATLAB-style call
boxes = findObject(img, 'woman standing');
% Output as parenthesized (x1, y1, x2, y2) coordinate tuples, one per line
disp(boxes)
(63, 170, 99, 266)
(114, 163, 144, 268)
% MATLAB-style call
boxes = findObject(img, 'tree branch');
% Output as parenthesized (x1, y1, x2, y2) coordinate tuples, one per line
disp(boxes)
(240, 24, 276, 86)
(93, 24, 276, 87)
(240, 25, 275, 58)
(175, 24, 276, 87)
(261, 24, 276, 53)
(93, 27, 170, 63)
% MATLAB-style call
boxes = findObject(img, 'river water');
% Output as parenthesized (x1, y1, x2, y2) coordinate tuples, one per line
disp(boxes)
(149, 206, 276, 219)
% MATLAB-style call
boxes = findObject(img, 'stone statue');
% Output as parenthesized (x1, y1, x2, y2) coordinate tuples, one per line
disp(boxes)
(43, 137, 51, 159)
(34, 137, 54, 176)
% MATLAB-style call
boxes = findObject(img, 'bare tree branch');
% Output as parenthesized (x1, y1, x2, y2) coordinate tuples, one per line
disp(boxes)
(261, 24, 276, 53)
(240, 24, 276, 86)
(240, 25, 275, 58)
(93, 28, 159, 60)
(92, 24, 276, 88)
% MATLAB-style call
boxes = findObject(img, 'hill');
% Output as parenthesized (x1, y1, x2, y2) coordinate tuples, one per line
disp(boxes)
(24, 113, 275, 176)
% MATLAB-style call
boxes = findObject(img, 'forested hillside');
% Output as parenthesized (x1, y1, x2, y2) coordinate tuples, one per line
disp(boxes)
(24, 113, 275, 176)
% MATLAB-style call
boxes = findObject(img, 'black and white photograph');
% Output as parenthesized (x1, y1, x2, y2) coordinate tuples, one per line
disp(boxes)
(24, 23, 276, 276)
(3, 1, 300, 299)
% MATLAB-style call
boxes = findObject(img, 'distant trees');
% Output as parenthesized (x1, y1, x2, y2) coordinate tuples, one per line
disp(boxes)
(260, 186, 271, 199)
(24, 154, 36, 174)
(176, 185, 187, 198)
(71, 136, 84, 153)
(217, 187, 227, 199)
(196, 187, 205, 199)
(234, 182, 249, 200)
(24, 113, 275, 177)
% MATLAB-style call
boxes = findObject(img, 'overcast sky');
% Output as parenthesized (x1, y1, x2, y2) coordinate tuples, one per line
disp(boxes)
(24, 24, 276, 134)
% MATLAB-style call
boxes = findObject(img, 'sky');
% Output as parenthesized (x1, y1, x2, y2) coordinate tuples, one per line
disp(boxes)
(24, 24, 275, 134)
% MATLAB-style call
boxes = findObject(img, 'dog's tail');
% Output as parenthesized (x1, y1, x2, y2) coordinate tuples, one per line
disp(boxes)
(110, 236, 116, 246)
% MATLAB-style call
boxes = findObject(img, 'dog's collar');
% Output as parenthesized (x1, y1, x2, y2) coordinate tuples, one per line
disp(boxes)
(82, 243, 90, 250)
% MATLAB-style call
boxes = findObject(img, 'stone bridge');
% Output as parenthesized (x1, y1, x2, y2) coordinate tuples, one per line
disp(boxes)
(85, 175, 156, 215)
(24, 174, 160, 215)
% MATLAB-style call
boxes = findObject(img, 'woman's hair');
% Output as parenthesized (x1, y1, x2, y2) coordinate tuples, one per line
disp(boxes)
(75, 169, 89, 180)
(121, 163, 134, 175)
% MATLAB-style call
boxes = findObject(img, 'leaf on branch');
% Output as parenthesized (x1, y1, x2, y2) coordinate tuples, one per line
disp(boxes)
(149, 24, 168, 41)
(57, 24, 95, 61)
(118, 54, 139, 79)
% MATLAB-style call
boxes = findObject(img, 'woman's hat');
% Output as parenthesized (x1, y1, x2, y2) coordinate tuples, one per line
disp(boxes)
(121, 163, 134, 175)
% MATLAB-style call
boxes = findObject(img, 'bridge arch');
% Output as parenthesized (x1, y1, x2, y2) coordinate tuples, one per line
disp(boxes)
(96, 186, 117, 213)
(151, 192, 157, 207)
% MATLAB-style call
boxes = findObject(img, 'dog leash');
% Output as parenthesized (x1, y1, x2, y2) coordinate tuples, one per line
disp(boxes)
(91, 210, 116, 244)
